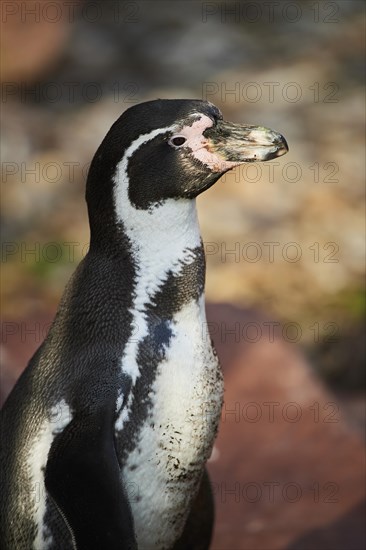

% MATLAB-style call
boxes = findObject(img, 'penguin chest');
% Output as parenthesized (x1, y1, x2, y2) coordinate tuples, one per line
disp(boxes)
(120, 304, 223, 548)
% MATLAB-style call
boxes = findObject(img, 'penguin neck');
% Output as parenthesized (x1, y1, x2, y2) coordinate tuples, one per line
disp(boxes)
(120, 197, 203, 254)
(114, 195, 205, 301)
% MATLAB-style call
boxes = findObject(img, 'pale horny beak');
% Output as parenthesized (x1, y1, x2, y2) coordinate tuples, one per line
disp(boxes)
(204, 120, 289, 164)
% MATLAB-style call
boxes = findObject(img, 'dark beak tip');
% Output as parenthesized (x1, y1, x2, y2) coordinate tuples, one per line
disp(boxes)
(275, 135, 289, 157)
(281, 136, 289, 152)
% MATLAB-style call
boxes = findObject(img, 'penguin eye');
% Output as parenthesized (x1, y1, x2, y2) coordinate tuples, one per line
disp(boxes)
(169, 136, 187, 147)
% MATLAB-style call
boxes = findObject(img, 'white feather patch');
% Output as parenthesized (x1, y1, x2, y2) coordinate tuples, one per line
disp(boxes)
(28, 400, 72, 549)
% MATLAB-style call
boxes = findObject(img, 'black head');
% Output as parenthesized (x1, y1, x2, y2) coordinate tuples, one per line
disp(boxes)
(86, 99, 288, 242)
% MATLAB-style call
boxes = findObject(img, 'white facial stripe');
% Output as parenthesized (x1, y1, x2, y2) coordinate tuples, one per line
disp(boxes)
(179, 114, 239, 172)
(113, 127, 203, 424)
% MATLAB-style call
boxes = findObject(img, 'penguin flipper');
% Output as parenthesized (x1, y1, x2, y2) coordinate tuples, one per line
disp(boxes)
(45, 405, 137, 550)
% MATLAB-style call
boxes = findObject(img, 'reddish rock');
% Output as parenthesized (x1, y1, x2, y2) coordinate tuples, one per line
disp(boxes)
(206, 304, 365, 550)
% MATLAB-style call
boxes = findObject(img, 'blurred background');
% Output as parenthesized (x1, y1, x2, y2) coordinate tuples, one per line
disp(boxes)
(1, 1, 365, 548)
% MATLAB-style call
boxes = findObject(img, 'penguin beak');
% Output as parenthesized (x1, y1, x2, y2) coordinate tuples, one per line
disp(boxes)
(205, 120, 289, 164)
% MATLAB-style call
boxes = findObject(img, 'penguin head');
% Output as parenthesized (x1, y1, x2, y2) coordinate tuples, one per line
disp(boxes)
(86, 99, 288, 233)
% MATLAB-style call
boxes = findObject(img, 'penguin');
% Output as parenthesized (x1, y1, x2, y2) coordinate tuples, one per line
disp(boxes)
(0, 99, 288, 550)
